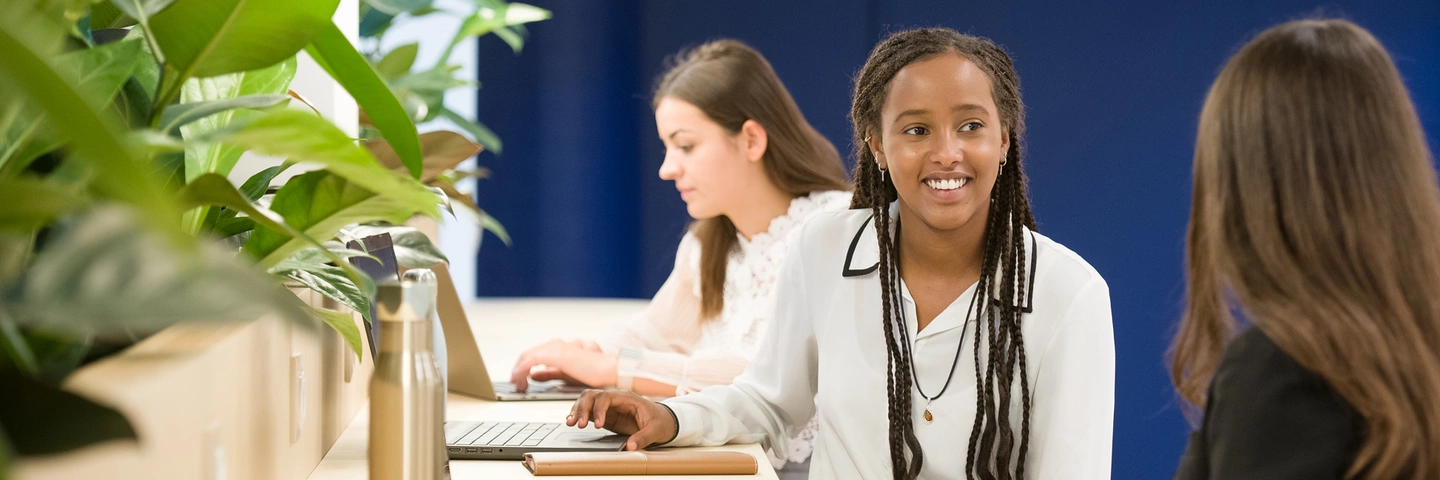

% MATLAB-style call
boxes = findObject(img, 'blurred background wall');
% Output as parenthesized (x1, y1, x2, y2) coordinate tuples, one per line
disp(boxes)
(463, 1, 1439, 478)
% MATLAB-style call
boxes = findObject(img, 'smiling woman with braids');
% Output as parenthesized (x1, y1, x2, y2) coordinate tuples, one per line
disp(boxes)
(564, 28, 1115, 479)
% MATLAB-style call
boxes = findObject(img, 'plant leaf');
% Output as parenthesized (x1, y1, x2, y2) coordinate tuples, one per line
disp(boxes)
(0, 36, 143, 179)
(0, 311, 39, 376)
(149, 0, 340, 80)
(308, 306, 363, 361)
(305, 21, 423, 179)
(0, 17, 181, 241)
(90, 2, 136, 29)
(238, 162, 293, 202)
(375, 42, 418, 79)
(159, 93, 288, 133)
(245, 170, 418, 268)
(442, 3, 550, 61)
(207, 109, 440, 217)
(269, 248, 372, 325)
(5, 205, 312, 340)
(0, 371, 136, 456)
(439, 107, 502, 154)
(364, 130, 480, 183)
(364, 0, 433, 15)
(178, 55, 295, 182)
(435, 181, 510, 246)
(109, 0, 177, 23)
(177, 173, 376, 299)
(358, 4, 395, 39)
(342, 225, 447, 268)
(0, 177, 88, 231)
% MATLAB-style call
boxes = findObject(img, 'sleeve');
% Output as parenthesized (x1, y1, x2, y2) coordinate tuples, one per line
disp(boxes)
(657, 222, 821, 455)
(627, 350, 751, 396)
(1198, 329, 1360, 479)
(599, 234, 704, 354)
(1027, 277, 1115, 480)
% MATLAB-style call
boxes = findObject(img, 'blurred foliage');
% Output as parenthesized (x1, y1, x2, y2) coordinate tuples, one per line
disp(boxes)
(0, 0, 497, 466)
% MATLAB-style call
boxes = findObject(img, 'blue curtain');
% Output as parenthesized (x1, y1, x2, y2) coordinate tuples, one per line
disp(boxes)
(471, 1, 1440, 477)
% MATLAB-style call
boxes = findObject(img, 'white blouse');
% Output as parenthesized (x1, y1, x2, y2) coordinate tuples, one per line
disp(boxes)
(600, 190, 853, 466)
(659, 206, 1116, 479)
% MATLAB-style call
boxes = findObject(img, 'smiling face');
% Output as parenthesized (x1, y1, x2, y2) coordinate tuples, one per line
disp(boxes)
(868, 52, 1009, 233)
(654, 96, 757, 219)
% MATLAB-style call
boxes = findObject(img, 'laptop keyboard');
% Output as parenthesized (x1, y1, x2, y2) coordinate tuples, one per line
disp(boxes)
(491, 381, 560, 394)
(447, 422, 558, 447)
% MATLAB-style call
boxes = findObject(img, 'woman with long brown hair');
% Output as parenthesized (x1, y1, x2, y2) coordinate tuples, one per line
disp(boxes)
(507, 39, 851, 472)
(562, 28, 1115, 479)
(1172, 18, 1440, 479)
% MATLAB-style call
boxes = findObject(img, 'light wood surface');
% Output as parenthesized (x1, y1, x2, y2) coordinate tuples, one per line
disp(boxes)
(306, 298, 779, 480)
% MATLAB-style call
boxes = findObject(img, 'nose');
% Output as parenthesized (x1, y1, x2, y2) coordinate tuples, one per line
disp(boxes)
(932, 132, 964, 167)
(658, 151, 681, 180)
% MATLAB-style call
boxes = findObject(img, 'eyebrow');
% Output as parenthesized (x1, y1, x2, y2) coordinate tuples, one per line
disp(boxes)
(892, 104, 990, 122)
(667, 129, 691, 140)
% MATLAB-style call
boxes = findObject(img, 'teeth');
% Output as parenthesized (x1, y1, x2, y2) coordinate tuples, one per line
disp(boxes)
(925, 178, 967, 190)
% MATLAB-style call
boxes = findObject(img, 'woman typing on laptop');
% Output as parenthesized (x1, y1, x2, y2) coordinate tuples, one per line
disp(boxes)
(563, 28, 1115, 479)
(506, 39, 851, 473)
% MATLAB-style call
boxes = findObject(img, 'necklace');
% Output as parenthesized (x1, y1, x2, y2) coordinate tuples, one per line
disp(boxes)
(891, 220, 979, 424)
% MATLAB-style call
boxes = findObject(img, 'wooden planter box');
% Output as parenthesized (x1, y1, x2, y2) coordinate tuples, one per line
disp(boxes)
(14, 289, 373, 480)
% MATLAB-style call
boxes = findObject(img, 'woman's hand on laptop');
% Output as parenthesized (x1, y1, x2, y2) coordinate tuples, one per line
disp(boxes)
(510, 339, 617, 392)
(567, 390, 679, 451)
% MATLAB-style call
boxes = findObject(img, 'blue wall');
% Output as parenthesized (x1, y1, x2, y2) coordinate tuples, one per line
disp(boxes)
(471, 2, 1440, 477)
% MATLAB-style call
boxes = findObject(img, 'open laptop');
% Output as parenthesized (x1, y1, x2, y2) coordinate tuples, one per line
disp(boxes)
(444, 421, 626, 460)
(342, 238, 587, 402)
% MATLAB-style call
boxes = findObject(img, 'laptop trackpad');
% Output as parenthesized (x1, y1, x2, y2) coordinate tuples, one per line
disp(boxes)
(549, 429, 626, 449)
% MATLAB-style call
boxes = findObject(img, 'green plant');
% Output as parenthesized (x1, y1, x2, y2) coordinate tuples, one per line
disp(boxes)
(0, 0, 499, 468)
(356, 0, 552, 246)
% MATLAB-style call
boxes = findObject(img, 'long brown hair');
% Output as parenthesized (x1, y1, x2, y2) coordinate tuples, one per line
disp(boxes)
(850, 28, 1036, 479)
(652, 39, 850, 319)
(1172, 19, 1440, 479)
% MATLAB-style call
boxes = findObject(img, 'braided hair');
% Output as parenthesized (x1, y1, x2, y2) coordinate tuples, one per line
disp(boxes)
(848, 28, 1036, 479)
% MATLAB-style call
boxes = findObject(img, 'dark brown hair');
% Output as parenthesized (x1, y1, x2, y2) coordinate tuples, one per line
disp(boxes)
(653, 39, 850, 319)
(849, 28, 1036, 479)
(1173, 18, 1440, 479)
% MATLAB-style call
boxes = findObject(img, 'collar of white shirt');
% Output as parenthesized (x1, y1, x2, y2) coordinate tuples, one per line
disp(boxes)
(840, 206, 1038, 315)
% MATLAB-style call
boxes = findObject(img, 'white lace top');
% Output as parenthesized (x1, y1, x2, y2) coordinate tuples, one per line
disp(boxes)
(601, 190, 852, 467)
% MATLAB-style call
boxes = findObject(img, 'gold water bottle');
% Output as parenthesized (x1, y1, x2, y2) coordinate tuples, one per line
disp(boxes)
(369, 277, 445, 480)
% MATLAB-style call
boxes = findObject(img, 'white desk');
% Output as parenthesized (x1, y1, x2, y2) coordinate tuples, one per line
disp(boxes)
(307, 299, 778, 480)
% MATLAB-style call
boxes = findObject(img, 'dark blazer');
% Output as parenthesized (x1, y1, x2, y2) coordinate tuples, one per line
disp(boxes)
(1174, 327, 1363, 479)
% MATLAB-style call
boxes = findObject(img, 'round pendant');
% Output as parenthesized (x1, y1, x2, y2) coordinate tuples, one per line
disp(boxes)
(923, 409, 933, 423)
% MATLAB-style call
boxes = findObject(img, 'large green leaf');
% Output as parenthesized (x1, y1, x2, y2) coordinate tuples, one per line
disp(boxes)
(0, 178, 88, 231)
(208, 109, 439, 217)
(238, 162, 291, 202)
(342, 225, 447, 268)
(0, 11, 181, 241)
(0, 371, 136, 456)
(177, 56, 295, 182)
(159, 93, 288, 133)
(4, 205, 312, 340)
(245, 171, 417, 267)
(306, 21, 423, 179)
(308, 306, 363, 361)
(148, 0, 339, 94)
(90, 2, 137, 29)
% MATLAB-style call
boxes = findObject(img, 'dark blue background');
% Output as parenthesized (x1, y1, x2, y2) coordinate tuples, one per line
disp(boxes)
(471, 2, 1439, 477)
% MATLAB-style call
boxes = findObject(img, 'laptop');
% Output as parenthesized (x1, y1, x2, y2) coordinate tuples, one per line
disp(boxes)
(444, 421, 626, 460)
(342, 238, 588, 402)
